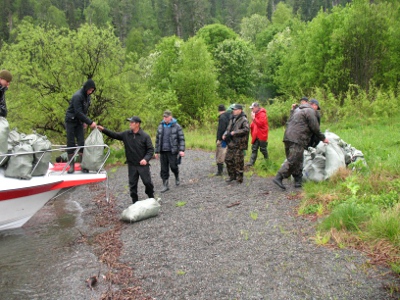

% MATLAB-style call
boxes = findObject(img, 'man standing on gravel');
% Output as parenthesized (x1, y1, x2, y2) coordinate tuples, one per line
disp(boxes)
(215, 104, 230, 176)
(155, 110, 185, 193)
(273, 99, 329, 190)
(222, 104, 249, 183)
(97, 116, 155, 203)
(246, 102, 269, 166)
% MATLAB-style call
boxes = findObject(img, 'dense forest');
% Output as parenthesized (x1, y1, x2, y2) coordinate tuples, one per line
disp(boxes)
(0, 0, 399, 141)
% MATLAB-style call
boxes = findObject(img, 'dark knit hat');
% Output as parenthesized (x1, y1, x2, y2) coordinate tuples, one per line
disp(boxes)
(218, 104, 226, 112)
(127, 116, 142, 123)
(0, 70, 12, 82)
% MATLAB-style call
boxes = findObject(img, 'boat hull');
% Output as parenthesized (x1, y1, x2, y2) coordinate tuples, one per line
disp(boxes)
(0, 173, 107, 231)
(0, 189, 61, 230)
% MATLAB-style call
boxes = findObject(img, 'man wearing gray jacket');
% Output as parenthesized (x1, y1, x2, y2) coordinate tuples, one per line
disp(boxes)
(155, 110, 185, 193)
(273, 99, 329, 190)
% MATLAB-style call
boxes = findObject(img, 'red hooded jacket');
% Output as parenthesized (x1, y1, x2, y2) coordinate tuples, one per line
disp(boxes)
(250, 107, 268, 143)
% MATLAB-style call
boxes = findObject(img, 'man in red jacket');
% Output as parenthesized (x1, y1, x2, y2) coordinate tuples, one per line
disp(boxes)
(246, 102, 269, 166)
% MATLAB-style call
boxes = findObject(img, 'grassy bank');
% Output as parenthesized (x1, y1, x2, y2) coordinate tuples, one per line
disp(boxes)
(105, 115, 400, 279)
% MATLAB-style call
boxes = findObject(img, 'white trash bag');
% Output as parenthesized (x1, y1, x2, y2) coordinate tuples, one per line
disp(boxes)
(121, 198, 161, 223)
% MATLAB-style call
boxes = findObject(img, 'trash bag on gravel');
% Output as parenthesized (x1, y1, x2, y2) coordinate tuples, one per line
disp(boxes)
(121, 198, 161, 223)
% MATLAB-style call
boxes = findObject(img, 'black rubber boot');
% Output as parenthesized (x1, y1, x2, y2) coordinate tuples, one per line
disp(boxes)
(294, 176, 303, 188)
(246, 152, 257, 166)
(215, 163, 223, 176)
(67, 154, 75, 174)
(160, 180, 169, 193)
(272, 173, 286, 190)
(175, 174, 180, 186)
(236, 172, 243, 183)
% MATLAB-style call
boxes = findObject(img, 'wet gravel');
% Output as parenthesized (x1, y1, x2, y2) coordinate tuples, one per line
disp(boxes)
(104, 149, 400, 300)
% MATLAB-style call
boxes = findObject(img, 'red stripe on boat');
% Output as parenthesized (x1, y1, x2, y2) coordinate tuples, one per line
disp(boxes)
(50, 177, 106, 190)
(0, 181, 64, 201)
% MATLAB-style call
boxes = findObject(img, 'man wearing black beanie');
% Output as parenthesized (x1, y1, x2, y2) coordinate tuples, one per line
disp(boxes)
(64, 78, 97, 173)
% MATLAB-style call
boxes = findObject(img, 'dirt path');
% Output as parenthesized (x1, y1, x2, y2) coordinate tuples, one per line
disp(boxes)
(103, 149, 399, 300)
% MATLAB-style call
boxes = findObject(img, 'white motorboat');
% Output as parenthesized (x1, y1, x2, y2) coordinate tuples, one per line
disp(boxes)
(0, 145, 110, 231)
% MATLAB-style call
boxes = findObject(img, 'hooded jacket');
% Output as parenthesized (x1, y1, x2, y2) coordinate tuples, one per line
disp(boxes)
(250, 107, 268, 143)
(283, 103, 325, 148)
(155, 118, 185, 155)
(65, 79, 96, 125)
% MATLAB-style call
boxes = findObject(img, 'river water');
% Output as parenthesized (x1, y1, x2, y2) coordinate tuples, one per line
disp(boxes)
(0, 188, 105, 300)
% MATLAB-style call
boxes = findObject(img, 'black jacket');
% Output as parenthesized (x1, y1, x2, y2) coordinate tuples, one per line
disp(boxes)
(216, 111, 230, 141)
(65, 79, 95, 125)
(102, 128, 154, 166)
(0, 86, 8, 118)
(155, 119, 185, 154)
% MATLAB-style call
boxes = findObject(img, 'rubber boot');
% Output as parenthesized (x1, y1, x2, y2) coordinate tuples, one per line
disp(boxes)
(236, 172, 244, 183)
(260, 141, 269, 159)
(160, 180, 169, 193)
(246, 152, 257, 166)
(175, 174, 180, 186)
(294, 176, 303, 188)
(272, 173, 286, 190)
(215, 163, 223, 176)
(67, 154, 75, 174)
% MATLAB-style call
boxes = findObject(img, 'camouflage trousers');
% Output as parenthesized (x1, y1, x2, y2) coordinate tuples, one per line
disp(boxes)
(277, 141, 304, 179)
(225, 147, 244, 182)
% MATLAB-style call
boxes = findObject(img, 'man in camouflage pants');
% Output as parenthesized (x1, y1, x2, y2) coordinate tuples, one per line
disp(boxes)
(273, 99, 329, 190)
(222, 104, 250, 183)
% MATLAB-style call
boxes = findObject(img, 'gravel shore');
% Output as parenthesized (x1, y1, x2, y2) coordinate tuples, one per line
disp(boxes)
(104, 149, 399, 300)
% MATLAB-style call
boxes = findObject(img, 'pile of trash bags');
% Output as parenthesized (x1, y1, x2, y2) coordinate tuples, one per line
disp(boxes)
(302, 131, 366, 182)
(0, 117, 52, 179)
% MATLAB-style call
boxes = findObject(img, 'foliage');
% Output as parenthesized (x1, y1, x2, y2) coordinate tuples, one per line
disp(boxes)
(195, 23, 238, 53)
(170, 37, 219, 125)
(240, 14, 269, 44)
(1, 22, 128, 142)
(214, 38, 258, 99)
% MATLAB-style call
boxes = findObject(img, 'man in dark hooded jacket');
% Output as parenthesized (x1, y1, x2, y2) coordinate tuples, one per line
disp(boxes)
(273, 99, 329, 190)
(65, 78, 97, 173)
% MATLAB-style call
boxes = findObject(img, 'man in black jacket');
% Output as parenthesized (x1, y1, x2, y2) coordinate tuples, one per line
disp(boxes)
(215, 104, 230, 176)
(154, 110, 185, 193)
(0, 70, 12, 118)
(98, 116, 155, 203)
(65, 78, 97, 173)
